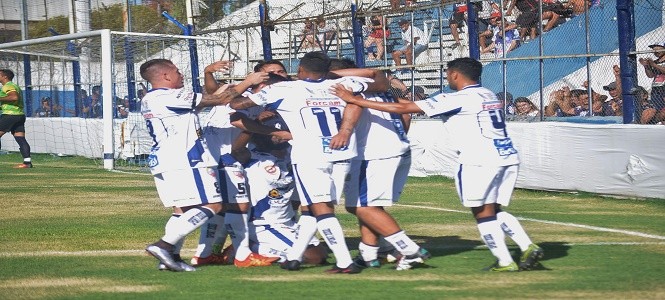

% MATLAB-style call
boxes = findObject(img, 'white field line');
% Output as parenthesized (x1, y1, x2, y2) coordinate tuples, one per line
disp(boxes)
(2, 204, 664, 258)
(396, 204, 665, 240)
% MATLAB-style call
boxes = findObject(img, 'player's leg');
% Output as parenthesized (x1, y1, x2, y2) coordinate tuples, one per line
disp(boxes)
(190, 211, 228, 266)
(345, 157, 427, 270)
(291, 163, 357, 273)
(12, 123, 31, 167)
(146, 167, 222, 271)
(493, 165, 543, 270)
(458, 164, 517, 272)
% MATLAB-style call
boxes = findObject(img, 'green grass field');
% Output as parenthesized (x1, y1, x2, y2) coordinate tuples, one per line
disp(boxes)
(1, 153, 664, 299)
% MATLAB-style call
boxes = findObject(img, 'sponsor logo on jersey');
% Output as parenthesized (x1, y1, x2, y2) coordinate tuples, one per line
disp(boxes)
(233, 171, 245, 180)
(482, 101, 503, 110)
(264, 164, 277, 174)
(305, 98, 344, 107)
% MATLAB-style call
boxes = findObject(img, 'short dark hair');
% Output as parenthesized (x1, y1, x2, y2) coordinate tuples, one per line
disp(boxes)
(253, 59, 287, 73)
(0, 69, 15, 81)
(299, 51, 331, 74)
(329, 58, 357, 71)
(447, 57, 482, 82)
(570, 89, 587, 98)
(140, 58, 173, 82)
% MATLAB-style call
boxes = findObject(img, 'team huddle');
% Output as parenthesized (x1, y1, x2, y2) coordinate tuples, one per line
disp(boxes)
(139, 52, 543, 274)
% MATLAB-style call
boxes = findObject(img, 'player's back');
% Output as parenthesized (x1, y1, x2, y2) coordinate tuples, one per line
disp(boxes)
(249, 77, 369, 164)
(356, 92, 410, 160)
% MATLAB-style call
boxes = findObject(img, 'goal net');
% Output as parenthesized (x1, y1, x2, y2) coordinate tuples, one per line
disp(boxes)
(0, 30, 231, 171)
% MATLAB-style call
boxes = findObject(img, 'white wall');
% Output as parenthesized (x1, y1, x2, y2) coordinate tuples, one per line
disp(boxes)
(3, 118, 664, 199)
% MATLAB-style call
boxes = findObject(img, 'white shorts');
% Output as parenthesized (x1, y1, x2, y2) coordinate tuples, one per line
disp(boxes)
(153, 167, 222, 208)
(249, 220, 320, 259)
(344, 151, 411, 207)
(219, 154, 250, 204)
(455, 164, 518, 208)
(331, 160, 350, 202)
(292, 162, 336, 206)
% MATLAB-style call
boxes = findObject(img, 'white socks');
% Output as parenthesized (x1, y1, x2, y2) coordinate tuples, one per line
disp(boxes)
(286, 213, 317, 262)
(317, 215, 353, 268)
(162, 207, 214, 246)
(225, 212, 251, 261)
(477, 217, 514, 266)
(194, 213, 227, 258)
(384, 230, 420, 256)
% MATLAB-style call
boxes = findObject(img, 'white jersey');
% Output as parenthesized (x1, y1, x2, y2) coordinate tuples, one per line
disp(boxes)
(414, 85, 520, 166)
(141, 87, 217, 174)
(246, 150, 295, 226)
(356, 92, 410, 160)
(247, 77, 370, 164)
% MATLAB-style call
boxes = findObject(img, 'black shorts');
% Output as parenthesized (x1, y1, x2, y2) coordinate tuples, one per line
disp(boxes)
(0, 114, 27, 133)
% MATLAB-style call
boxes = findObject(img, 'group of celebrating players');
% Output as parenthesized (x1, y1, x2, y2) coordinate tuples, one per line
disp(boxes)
(139, 51, 544, 274)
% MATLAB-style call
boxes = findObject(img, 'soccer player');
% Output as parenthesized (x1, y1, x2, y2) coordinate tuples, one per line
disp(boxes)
(328, 59, 431, 271)
(332, 57, 544, 272)
(0, 69, 32, 168)
(230, 113, 328, 265)
(139, 58, 248, 272)
(229, 51, 389, 273)
(192, 62, 289, 268)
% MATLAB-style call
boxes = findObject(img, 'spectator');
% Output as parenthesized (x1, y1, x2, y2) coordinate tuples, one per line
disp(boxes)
(481, 14, 520, 57)
(391, 19, 428, 73)
(634, 86, 658, 124)
(82, 85, 102, 118)
(602, 81, 622, 116)
(496, 91, 515, 115)
(390, 0, 400, 10)
(639, 42, 665, 123)
(506, 0, 561, 41)
(316, 17, 336, 47)
(510, 97, 540, 121)
(300, 18, 319, 50)
(476, 0, 502, 49)
(544, 87, 573, 116)
(449, 1, 467, 49)
(364, 9, 390, 61)
(117, 96, 130, 119)
(33, 97, 60, 118)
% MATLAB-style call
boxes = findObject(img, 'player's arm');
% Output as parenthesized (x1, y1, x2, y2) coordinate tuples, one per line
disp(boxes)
(332, 84, 424, 114)
(396, 97, 413, 133)
(329, 103, 362, 150)
(196, 88, 241, 109)
(229, 112, 292, 141)
(203, 61, 232, 94)
(329, 68, 390, 92)
(0, 90, 18, 102)
(230, 130, 252, 165)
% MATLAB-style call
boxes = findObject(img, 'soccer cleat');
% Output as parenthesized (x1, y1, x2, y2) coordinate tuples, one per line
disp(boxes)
(485, 261, 519, 272)
(146, 244, 184, 272)
(13, 163, 33, 169)
(280, 259, 302, 271)
(395, 247, 432, 271)
(325, 263, 362, 274)
(190, 254, 229, 266)
(519, 244, 544, 270)
(353, 255, 381, 268)
(234, 252, 279, 268)
(158, 261, 196, 272)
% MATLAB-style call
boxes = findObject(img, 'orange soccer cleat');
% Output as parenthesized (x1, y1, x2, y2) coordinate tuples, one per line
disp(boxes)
(190, 253, 230, 266)
(13, 163, 33, 169)
(234, 252, 279, 268)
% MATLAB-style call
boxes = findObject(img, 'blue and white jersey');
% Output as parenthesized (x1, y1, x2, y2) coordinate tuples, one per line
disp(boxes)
(141, 87, 217, 174)
(246, 150, 295, 226)
(415, 85, 520, 166)
(355, 92, 410, 160)
(247, 76, 370, 164)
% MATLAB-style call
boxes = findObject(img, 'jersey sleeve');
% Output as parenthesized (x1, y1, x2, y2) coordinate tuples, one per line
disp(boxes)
(248, 84, 287, 107)
(163, 88, 201, 112)
(414, 93, 463, 118)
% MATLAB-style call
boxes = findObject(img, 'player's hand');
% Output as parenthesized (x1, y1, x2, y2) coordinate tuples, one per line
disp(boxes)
(245, 72, 269, 85)
(329, 131, 351, 150)
(330, 84, 356, 103)
(613, 64, 620, 76)
(205, 60, 232, 73)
